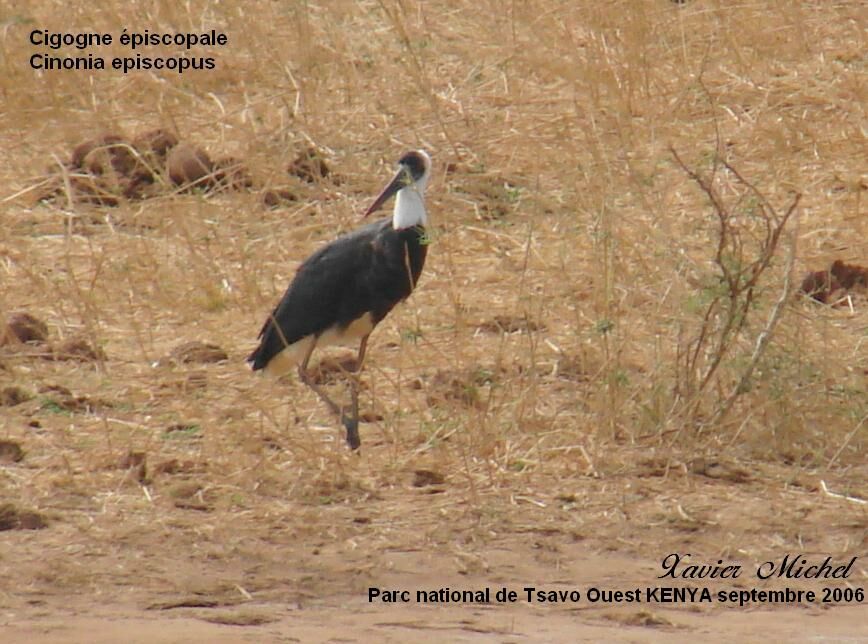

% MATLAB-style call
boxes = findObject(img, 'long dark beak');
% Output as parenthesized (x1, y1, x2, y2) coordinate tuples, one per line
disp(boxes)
(363, 167, 408, 217)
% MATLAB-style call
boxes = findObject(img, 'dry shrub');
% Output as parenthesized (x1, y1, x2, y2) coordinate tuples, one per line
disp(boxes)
(668, 149, 799, 434)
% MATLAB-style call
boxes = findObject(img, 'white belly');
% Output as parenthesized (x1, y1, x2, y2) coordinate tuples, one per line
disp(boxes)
(262, 312, 374, 377)
(321, 312, 375, 345)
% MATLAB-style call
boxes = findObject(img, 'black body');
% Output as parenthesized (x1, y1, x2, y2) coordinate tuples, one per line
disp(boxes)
(248, 218, 427, 371)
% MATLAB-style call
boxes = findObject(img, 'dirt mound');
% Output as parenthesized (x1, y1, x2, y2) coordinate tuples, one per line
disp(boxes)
(800, 260, 868, 305)
(1, 312, 49, 345)
(33, 133, 334, 208)
(0, 503, 48, 531)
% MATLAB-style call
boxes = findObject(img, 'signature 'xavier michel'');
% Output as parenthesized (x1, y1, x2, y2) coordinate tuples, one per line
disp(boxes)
(248, 150, 432, 450)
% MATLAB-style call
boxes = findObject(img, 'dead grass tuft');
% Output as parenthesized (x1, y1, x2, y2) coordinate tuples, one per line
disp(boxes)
(168, 340, 229, 364)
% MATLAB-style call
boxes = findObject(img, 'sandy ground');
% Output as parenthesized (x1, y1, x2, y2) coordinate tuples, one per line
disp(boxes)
(2, 453, 866, 643)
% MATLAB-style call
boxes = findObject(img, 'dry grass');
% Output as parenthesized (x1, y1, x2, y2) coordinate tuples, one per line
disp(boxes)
(0, 0, 865, 625)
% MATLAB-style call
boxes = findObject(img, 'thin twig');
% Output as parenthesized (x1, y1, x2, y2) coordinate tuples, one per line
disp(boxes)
(820, 480, 868, 505)
(826, 412, 868, 469)
(709, 197, 800, 426)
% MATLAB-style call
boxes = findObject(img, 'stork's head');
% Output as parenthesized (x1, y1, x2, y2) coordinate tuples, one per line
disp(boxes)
(363, 150, 431, 219)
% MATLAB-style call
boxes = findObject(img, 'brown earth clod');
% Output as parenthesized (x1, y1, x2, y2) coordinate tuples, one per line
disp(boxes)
(49, 338, 106, 362)
(412, 469, 446, 487)
(800, 260, 868, 305)
(0, 440, 24, 464)
(0, 503, 48, 531)
(1, 312, 49, 346)
(166, 142, 215, 189)
(1, 386, 32, 407)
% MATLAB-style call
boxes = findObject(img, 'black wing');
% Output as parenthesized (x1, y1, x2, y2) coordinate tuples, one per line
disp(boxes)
(248, 219, 388, 370)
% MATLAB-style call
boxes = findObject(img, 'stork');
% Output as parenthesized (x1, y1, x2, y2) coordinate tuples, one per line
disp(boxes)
(248, 150, 432, 450)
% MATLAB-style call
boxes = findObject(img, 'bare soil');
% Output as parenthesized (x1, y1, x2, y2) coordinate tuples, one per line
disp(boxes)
(1, 438, 866, 641)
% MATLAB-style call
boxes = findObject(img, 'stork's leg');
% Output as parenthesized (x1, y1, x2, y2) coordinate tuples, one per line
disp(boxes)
(340, 334, 369, 450)
(297, 339, 342, 417)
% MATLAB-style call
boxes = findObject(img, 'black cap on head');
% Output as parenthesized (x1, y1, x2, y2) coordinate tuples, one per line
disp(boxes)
(399, 150, 428, 182)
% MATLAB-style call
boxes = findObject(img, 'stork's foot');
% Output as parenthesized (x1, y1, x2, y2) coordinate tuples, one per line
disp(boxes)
(341, 413, 361, 450)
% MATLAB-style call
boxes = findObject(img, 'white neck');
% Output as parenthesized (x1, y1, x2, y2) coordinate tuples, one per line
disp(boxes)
(393, 184, 427, 229)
